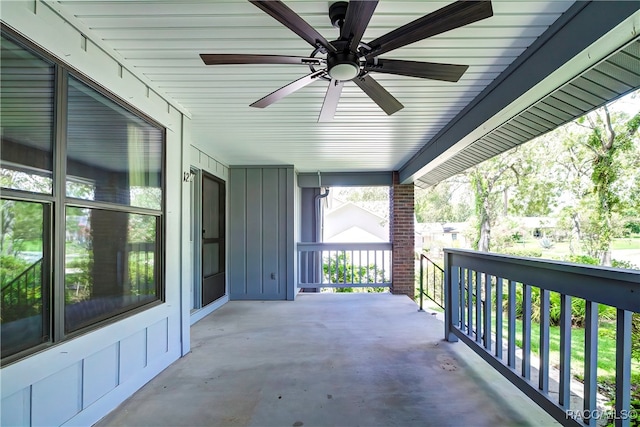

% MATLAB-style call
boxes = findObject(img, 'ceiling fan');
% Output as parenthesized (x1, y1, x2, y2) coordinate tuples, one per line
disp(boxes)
(200, 0, 493, 122)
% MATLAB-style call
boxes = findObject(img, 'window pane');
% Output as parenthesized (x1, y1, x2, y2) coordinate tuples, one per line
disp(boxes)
(203, 177, 220, 239)
(65, 207, 160, 332)
(203, 243, 220, 276)
(0, 199, 49, 358)
(66, 77, 163, 210)
(0, 35, 54, 194)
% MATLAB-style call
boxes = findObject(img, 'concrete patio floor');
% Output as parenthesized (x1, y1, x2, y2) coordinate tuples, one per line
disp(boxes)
(97, 293, 560, 427)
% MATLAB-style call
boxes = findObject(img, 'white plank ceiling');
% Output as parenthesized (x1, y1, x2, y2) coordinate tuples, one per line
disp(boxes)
(56, 0, 576, 173)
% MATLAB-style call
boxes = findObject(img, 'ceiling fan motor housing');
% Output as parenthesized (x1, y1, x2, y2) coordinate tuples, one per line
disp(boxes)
(327, 51, 360, 81)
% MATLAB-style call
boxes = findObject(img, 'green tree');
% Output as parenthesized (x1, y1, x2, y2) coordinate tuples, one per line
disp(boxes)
(575, 107, 639, 265)
(414, 180, 472, 223)
(0, 199, 43, 256)
(467, 151, 520, 251)
(506, 133, 563, 217)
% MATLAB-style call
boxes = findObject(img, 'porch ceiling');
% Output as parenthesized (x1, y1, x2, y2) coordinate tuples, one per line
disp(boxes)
(50, 1, 639, 181)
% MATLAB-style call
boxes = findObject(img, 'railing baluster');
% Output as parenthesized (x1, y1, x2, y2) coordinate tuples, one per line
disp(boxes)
(303, 251, 307, 285)
(467, 269, 473, 337)
(522, 283, 531, 379)
(439, 265, 443, 308)
(484, 273, 492, 351)
(508, 280, 516, 369)
(28, 267, 33, 308)
(323, 250, 328, 285)
(366, 250, 370, 284)
(419, 255, 424, 311)
(432, 264, 436, 306)
(18, 272, 23, 307)
(495, 277, 503, 359)
(615, 309, 632, 427)
(475, 271, 482, 343)
(559, 294, 572, 409)
(444, 252, 459, 342)
(426, 261, 430, 301)
(356, 250, 359, 284)
(460, 267, 466, 333)
(433, 263, 437, 305)
(342, 250, 346, 284)
(144, 247, 148, 292)
(539, 288, 550, 393)
(430, 262, 434, 304)
(584, 300, 598, 425)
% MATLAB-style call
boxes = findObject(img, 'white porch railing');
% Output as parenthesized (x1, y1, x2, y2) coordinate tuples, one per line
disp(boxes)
(444, 249, 639, 427)
(296, 242, 392, 288)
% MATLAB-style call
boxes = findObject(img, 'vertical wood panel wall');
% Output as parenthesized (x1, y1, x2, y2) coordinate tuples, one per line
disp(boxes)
(229, 166, 295, 300)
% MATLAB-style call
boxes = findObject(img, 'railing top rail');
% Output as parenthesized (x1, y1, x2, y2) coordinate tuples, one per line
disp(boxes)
(297, 242, 392, 251)
(420, 252, 444, 273)
(444, 248, 640, 312)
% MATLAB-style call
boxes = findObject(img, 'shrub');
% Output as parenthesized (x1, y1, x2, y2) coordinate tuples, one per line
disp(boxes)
(503, 248, 542, 258)
(509, 284, 616, 327)
(0, 255, 30, 286)
(623, 220, 640, 235)
(611, 259, 639, 270)
(566, 254, 599, 265)
(604, 372, 640, 427)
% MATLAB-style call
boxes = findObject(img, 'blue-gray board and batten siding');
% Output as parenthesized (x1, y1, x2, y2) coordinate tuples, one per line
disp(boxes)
(228, 166, 296, 301)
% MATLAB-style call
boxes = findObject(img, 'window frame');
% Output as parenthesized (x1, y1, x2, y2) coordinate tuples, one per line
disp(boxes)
(1, 26, 166, 365)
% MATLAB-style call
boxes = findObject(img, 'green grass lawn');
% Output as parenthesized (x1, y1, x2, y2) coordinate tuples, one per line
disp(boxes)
(611, 237, 640, 250)
(506, 236, 640, 263)
(508, 318, 639, 378)
(509, 318, 640, 426)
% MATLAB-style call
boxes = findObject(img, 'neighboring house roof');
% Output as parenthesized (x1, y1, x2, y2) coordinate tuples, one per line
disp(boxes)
(324, 201, 388, 242)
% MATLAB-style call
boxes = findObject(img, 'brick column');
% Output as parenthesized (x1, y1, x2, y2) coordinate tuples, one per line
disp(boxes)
(389, 172, 415, 299)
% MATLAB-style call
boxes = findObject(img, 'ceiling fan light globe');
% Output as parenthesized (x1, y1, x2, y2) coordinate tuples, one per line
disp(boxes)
(328, 63, 359, 81)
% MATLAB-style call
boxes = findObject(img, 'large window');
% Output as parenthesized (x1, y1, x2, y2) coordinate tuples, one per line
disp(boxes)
(0, 29, 165, 363)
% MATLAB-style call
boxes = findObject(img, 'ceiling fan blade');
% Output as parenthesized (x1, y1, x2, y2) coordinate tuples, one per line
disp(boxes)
(250, 70, 326, 109)
(340, 0, 379, 51)
(318, 79, 344, 122)
(365, 58, 468, 82)
(365, 1, 493, 59)
(353, 74, 403, 115)
(250, 0, 336, 53)
(200, 54, 323, 66)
